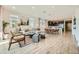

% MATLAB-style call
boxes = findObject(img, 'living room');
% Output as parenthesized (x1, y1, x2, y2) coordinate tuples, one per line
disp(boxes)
(0, 5, 79, 54)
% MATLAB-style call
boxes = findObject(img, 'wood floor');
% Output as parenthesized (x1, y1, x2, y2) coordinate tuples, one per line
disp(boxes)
(0, 32, 79, 54)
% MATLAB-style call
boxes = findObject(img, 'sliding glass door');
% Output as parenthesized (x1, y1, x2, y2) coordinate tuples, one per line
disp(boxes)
(40, 17, 46, 32)
(29, 17, 35, 30)
(9, 15, 19, 29)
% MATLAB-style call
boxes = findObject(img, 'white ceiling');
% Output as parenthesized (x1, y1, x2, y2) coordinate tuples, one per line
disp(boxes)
(3, 5, 79, 18)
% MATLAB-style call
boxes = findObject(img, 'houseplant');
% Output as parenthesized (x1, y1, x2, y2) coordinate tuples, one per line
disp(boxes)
(2, 20, 9, 40)
(3, 20, 9, 33)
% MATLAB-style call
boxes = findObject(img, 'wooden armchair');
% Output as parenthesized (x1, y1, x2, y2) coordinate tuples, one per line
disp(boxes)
(8, 31, 26, 51)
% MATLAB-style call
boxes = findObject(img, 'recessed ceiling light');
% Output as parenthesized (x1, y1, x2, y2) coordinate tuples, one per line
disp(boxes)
(12, 6, 16, 10)
(32, 6, 35, 9)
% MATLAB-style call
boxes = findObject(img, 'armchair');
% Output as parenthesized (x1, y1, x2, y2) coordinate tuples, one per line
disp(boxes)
(8, 31, 26, 50)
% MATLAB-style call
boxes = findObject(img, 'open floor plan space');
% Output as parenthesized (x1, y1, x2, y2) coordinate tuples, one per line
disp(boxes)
(0, 5, 79, 54)
(0, 32, 79, 54)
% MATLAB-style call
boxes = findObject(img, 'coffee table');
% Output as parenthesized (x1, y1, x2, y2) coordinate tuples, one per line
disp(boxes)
(24, 32, 35, 38)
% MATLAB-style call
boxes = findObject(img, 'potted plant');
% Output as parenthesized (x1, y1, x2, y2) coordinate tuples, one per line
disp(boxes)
(3, 21, 9, 33)
(2, 20, 9, 40)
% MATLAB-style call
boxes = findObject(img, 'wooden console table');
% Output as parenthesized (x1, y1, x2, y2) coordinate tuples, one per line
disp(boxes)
(45, 28, 59, 33)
